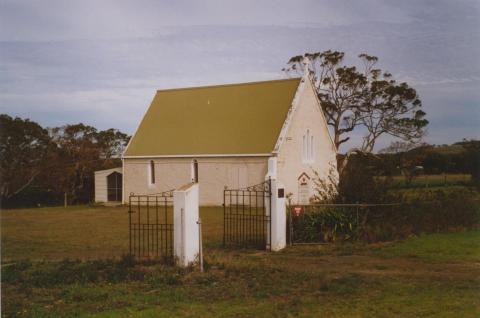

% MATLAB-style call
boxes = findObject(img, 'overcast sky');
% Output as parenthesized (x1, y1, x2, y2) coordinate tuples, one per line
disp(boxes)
(1, 0, 479, 152)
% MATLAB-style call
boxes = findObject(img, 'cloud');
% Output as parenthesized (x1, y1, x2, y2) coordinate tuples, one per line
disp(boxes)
(0, 1, 479, 152)
(0, 0, 418, 41)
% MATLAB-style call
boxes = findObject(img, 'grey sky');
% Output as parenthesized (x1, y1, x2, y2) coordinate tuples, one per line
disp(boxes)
(0, 0, 479, 151)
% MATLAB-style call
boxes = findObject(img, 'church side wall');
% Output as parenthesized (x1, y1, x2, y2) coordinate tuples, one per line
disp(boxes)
(123, 157, 268, 206)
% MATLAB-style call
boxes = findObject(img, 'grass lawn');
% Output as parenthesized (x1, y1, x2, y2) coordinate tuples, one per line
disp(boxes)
(375, 231, 480, 263)
(1, 205, 224, 261)
(2, 205, 479, 317)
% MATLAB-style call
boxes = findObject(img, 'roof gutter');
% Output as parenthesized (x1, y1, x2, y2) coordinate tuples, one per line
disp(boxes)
(122, 153, 274, 159)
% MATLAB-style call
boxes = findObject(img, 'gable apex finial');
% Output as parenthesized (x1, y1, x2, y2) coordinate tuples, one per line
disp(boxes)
(302, 57, 311, 79)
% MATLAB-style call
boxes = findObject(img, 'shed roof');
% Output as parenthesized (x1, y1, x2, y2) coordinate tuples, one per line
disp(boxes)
(94, 167, 122, 175)
(124, 78, 301, 157)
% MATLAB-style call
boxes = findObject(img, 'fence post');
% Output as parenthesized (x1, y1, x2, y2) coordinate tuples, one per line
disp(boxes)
(173, 183, 200, 267)
(287, 202, 293, 246)
(269, 179, 286, 251)
(197, 218, 203, 272)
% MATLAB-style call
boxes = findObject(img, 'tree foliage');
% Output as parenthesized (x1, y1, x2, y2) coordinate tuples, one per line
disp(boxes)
(336, 152, 392, 203)
(0, 114, 51, 200)
(283, 50, 428, 153)
(378, 139, 480, 185)
(379, 141, 428, 185)
(451, 139, 480, 186)
(0, 115, 130, 207)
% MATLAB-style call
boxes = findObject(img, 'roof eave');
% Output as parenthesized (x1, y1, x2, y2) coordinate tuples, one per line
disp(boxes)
(122, 153, 274, 159)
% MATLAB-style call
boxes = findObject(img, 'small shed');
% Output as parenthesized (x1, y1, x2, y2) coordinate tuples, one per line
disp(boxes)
(94, 167, 122, 203)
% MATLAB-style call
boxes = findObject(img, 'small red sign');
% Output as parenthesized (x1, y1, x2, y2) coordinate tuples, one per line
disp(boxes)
(293, 206, 303, 216)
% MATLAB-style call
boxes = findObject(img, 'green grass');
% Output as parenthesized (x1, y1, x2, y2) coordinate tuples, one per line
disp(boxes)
(375, 231, 480, 262)
(1, 205, 224, 262)
(2, 206, 480, 317)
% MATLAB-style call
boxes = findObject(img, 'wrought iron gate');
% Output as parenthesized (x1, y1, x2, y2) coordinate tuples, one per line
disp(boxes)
(128, 191, 174, 261)
(223, 178, 272, 250)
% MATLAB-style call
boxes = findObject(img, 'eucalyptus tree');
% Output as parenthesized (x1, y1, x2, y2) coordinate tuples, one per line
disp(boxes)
(283, 50, 428, 153)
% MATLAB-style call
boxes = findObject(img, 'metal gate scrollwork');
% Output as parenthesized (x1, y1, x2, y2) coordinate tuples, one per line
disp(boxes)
(128, 190, 174, 262)
(223, 178, 272, 250)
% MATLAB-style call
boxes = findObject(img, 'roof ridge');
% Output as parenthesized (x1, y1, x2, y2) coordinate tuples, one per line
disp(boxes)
(156, 77, 301, 93)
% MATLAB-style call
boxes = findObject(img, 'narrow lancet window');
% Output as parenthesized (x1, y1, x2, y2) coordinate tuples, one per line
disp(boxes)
(192, 159, 199, 183)
(150, 160, 155, 184)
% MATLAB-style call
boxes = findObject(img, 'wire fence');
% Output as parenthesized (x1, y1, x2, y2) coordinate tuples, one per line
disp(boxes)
(287, 198, 479, 244)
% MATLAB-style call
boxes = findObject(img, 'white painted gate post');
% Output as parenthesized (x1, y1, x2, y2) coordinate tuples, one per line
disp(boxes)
(265, 157, 287, 251)
(173, 183, 200, 267)
(269, 179, 287, 251)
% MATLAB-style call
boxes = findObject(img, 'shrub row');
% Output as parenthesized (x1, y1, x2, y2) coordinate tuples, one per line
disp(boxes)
(289, 188, 480, 243)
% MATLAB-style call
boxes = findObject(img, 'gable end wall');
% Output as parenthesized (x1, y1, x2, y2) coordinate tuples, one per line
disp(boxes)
(276, 78, 338, 204)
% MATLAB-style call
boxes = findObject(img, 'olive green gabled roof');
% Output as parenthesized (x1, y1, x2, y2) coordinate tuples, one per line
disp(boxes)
(124, 78, 301, 156)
